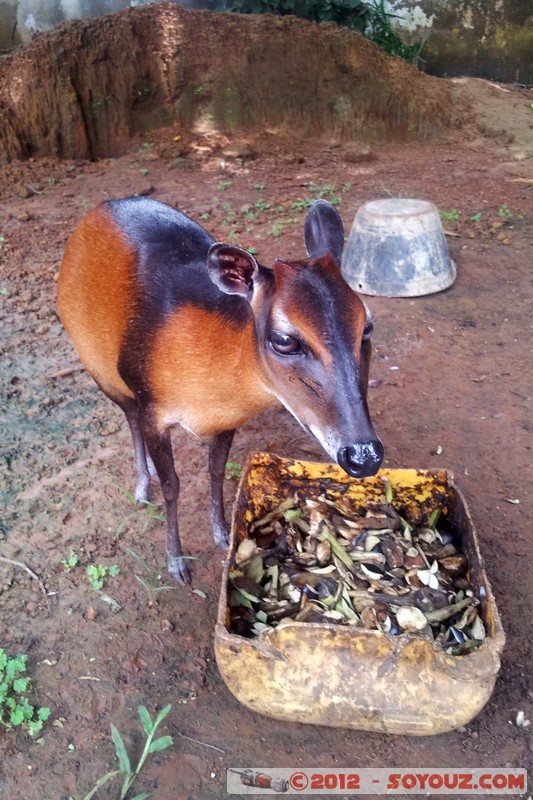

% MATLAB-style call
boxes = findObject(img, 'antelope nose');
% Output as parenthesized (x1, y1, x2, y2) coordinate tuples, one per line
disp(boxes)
(337, 440, 384, 479)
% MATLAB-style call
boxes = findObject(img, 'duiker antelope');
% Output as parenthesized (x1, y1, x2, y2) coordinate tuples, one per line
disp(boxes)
(57, 197, 383, 583)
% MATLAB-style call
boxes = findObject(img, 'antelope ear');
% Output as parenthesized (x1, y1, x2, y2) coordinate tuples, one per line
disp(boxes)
(304, 199, 344, 265)
(207, 243, 259, 298)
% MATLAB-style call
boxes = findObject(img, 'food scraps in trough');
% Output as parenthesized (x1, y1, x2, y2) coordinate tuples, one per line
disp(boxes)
(228, 492, 486, 656)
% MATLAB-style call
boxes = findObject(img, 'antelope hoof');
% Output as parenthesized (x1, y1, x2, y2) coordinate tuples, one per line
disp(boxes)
(213, 522, 230, 550)
(168, 555, 191, 585)
(134, 476, 151, 505)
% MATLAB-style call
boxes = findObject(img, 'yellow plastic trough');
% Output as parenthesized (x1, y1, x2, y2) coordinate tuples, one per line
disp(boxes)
(215, 453, 505, 736)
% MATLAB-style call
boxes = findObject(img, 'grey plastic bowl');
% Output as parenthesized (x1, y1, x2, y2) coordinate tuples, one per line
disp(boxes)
(341, 198, 456, 297)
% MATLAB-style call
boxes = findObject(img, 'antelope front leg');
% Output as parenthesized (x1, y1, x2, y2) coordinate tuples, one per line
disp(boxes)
(208, 429, 236, 549)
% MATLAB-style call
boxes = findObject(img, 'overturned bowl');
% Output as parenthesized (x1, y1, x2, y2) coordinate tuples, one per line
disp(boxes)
(341, 198, 456, 297)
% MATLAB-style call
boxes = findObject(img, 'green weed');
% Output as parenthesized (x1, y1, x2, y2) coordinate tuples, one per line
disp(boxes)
(440, 209, 461, 222)
(291, 183, 341, 211)
(310, 182, 340, 205)
(62, 551, 79, 572)
(364, 0, 427, 64)
(218, 179, 233, 192)
(0, 648, 51, 736)
(114, 484, 166, 541)
(86, 564, 120, 592)
(223, 205, 236, 225)
(225, 461, 243, 480)
(498, 203, 513, 220)
(126, 548, 179, 604)
(291, 199, 312, 210)
(269, 222, 285, 238)
(81, 704, 173, 800)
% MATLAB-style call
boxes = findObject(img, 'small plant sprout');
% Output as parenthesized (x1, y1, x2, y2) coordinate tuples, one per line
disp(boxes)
(126, 548, 183, 604)
(62, 550, 79, 572)
(440, 209, 461, 222)
(0, 648, 51, 736)
(114, 484, 165, 541)
(223, 205, 236, 225)
(86, 564, 120, 591)
(498, 203, 513, 220)
(81, 704, 173, 800)
(269, 222, 285, 238)
(225, 461, 243, 480)
(290, 183, 341, 211)
(310, 182, 340, 206)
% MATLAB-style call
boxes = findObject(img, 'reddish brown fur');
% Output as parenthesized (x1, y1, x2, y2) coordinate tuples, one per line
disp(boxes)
(57, 206, 136, 401)
(149, 306, 277, 436)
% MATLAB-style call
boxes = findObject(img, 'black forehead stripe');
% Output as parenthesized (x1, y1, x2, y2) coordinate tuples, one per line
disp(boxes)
(297, 264, 360, 345)
(291, 264, 366, 393)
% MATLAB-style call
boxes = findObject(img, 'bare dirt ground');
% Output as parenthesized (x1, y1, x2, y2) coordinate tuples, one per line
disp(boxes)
(1, 79, 533, 799)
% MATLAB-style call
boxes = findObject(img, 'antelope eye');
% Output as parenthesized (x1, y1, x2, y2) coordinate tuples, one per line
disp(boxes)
(363, 317, 374, 340)
(269, 331, 301, 355)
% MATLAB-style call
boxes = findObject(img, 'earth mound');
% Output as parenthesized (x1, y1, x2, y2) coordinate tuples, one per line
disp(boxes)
(0, 2, 469, 161)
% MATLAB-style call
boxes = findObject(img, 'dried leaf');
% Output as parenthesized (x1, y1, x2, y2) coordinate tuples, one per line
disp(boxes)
(395, 605, 427, 632)
(245, 554, 264, 584)
(235, 538, 258, 564)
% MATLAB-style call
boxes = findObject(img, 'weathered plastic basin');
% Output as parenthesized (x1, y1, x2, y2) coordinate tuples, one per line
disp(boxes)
(341, 198, 456, 297)
(215, 454, 505, 735)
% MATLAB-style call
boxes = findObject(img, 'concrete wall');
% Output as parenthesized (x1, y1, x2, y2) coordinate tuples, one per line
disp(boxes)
(421, 0, 533, 83)
(0, 0, 19, 47)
